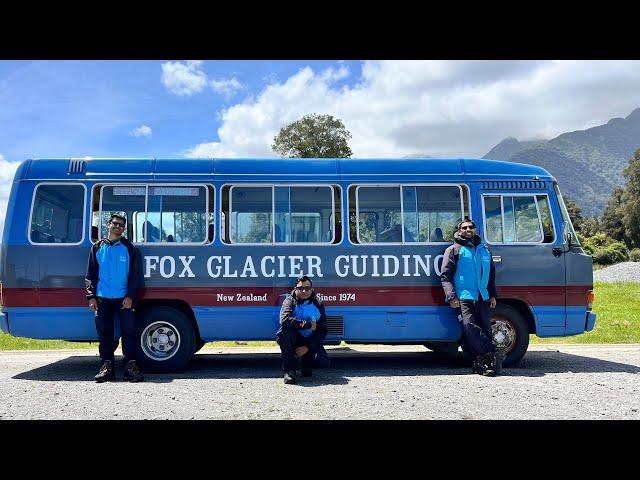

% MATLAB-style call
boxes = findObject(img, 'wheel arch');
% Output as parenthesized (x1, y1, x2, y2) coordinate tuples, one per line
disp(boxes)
(497, 298, 536, 335)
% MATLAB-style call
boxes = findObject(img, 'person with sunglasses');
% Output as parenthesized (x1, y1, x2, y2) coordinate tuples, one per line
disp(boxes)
(440, 219, 504, 376)
(276, 275, 329, 384)
(85, 213, 145, 382)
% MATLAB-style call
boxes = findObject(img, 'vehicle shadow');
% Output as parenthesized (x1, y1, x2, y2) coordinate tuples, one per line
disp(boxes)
(10, 347, 640, 383)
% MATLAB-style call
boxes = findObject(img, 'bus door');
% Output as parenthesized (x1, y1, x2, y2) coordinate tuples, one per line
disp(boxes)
(553, 183, 595, 335)
(480, 191, 565, 338)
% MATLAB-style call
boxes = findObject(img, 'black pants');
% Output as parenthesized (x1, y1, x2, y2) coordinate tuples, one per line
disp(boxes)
(276, 328, 330, 373)
(457, 300, 496, 357)
(94, 297, 137, 363)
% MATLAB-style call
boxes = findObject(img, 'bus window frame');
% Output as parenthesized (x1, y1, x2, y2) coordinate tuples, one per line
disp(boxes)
(481, 192, 556, 245)
(352, 183, 468, 245)
(95, 183, 213, 246)
(28, 182, 87, 246)
(223, 183, 341, 246)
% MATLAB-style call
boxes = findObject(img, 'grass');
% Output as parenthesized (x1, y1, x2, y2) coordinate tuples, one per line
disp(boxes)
(1, 282, 638, 350)
(531, 281, 640, 344)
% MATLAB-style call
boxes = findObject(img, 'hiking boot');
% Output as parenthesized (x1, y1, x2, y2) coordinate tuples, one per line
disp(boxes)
(492, 350, 505, 376)
(123, 360, 144, 382)
(472, 356, 484, 375)
(283, 371, 296, 384)
(94, 360, 115, 382)
(480, 353, 496, 376)
(301, 367, 312, 377)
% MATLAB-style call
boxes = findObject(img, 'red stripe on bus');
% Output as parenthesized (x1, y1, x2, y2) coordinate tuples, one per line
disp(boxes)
(2, 285, 592, 308)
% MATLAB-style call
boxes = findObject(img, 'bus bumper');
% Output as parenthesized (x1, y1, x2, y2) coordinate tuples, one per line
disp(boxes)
(585, 311, 596, 332)
(0, 312, 9, 334)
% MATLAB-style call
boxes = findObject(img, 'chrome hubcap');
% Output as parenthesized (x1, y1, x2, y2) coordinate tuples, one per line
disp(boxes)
(141, 321, 181, 361)
(491, 317, 516, 353)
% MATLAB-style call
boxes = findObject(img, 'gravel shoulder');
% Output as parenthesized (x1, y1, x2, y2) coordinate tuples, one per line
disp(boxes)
(1, 344, 639, 420)
(594, 262, 640, 282)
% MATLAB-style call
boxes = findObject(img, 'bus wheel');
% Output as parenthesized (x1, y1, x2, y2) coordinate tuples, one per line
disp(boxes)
(491, 304, 529, 367)
(136, 306, 196, 373)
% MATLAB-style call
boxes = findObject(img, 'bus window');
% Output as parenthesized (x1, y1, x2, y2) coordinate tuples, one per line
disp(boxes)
(230, 186, 272, 243)
(356, 186, 402, 243)
(225, 185, 338, 244)
(536, 195, 555, 243)
(30, 184, 85, 244)
(350, 185, 465, 244)
(146, 186, 208, 243)
(483, 194, 555, 244)
(403, 186, 462, 243)
(277, 186, 334, 243)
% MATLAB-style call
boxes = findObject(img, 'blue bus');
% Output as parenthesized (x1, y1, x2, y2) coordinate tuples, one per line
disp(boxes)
(0, 157, 596, 372)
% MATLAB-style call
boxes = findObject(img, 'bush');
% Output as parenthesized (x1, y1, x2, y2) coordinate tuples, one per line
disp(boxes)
(629, 248, 640, 262)
(592, 241, 630, 265)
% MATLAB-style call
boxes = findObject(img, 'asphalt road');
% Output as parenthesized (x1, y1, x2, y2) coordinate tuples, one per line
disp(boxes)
(1, 344, 639, 420)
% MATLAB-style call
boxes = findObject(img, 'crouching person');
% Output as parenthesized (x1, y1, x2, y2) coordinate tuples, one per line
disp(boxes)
(276, 275, 328, 384)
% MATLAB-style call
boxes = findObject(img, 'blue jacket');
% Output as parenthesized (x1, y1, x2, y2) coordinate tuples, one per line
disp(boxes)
(277, 291, 327, 351)
(85, 237, 144, 300)
(440, 233, 497, 302)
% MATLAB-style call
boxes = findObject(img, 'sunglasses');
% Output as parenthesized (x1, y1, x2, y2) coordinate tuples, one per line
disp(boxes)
(295, 286, 312, 292)
(460, 225, 475, 230)
(110, 222, 125, 228)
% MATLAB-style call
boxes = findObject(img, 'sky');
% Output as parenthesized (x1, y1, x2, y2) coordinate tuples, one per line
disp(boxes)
(2, 60, 640, 237)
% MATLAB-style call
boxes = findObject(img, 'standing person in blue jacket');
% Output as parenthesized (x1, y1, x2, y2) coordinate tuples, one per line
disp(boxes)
(440, 219, 504, 376)
(85, 214, 145, 383)
(276, 275, 329, 384)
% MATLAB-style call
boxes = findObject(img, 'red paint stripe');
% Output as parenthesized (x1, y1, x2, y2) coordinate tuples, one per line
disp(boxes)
(2, 285, 593, 308)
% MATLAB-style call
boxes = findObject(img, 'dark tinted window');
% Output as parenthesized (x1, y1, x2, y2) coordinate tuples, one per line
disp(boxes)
(31, 184, 85, 244)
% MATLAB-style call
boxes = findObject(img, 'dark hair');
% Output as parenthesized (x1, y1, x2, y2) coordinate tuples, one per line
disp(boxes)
(295, 275, 313, 286)
(110, 213, 126, 226)
(457, 218, 476, 230)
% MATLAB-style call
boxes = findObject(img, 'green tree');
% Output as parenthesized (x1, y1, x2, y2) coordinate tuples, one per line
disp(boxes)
(580, 216, 601, 238)
(272, 113, 353, 158)
(563, 196, 584, 232)
(621, 148, 640, 247)
(601, 186, 625, 242)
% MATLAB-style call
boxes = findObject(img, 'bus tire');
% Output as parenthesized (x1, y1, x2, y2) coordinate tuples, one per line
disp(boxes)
(491, 303, 529, 367)
(424, 342, 459, 354)
(136, 306, 196, 373)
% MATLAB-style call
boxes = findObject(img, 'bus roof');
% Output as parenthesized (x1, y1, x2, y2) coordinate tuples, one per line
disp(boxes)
(16, 157, 555, 183)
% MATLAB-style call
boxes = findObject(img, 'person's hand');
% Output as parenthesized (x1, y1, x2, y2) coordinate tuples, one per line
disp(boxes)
(489, 297, 496, 309)
(311, 321, 317, 331)
(449, 298, 460, 309)
(122, 297, 133, 309)
(295, 346, 310, 358)
(89, 298, 97, 311)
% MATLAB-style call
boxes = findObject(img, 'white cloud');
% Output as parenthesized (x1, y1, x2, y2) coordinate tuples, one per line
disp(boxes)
(161, 60, 208, 96)
(0, 159, 22, 240)
(184, 60, 640, 159)
(210, 77, 245, 100)
(129, 125, 152, 138)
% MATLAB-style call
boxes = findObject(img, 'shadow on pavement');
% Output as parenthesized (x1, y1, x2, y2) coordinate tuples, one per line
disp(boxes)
(11, 347, 640, 383)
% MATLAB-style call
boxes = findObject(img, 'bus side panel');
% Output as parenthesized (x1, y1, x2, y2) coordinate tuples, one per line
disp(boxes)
(192, 306, 460, 342)
(5, 307, 98, 340)
(340, 306, 460, 342)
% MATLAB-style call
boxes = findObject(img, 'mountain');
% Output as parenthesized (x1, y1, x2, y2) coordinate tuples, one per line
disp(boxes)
(483, 137, 547, 161)
(483, 108, 640, 216)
